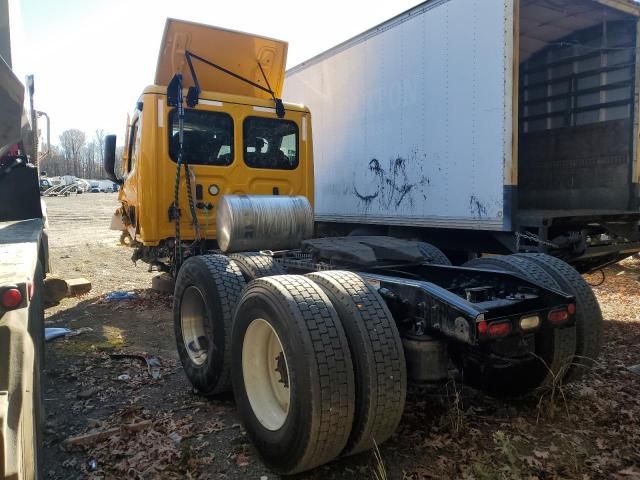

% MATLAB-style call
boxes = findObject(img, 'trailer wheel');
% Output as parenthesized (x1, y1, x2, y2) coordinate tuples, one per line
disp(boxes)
(174, 254, 246, 395)
(231, 275, 355, 474)
(459, 255, 576, 395)
(516, 253, 603, 383)
(230, 253, 284, 281)
(416, 242, 451, 265)
(306, 270, 406, 456)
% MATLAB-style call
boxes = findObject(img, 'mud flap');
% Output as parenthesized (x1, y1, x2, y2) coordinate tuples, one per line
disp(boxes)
(109, 208, 126, 231)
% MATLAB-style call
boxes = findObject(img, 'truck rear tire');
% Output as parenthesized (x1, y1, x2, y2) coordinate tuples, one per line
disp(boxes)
(230, 253, 284, 281)
(416, 242, 451, 265)
(306, 270, 406, 456)
(516, 253, 603, 383)
(231, 275, 355, 474)
(174, 254, 246, 395)
(459, 255, 576, 395)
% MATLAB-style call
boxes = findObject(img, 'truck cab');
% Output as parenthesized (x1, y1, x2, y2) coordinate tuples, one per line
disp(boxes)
(106, 19, 314, 269)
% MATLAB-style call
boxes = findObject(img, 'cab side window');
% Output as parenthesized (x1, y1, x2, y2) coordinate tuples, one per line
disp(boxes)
(243, 116, 299, 170)
(128, 119, 140, 173)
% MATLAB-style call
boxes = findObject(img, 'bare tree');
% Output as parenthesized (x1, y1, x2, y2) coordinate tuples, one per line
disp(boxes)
(59, 129, 86, 176)
(94, 128, 105, 178)
(40, 144, 65, 177)
(39, 128, 118, 180)
(81, 141, 96, 178)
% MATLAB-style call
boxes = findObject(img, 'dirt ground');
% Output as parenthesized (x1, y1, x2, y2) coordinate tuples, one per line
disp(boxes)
(42, 193, 640, 479)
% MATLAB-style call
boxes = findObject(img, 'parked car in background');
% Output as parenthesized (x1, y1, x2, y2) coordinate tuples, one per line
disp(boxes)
(39, 177, 51, 192)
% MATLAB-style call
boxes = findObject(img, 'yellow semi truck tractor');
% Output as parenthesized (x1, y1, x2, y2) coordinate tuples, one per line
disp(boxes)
(107, 18, 602, 475)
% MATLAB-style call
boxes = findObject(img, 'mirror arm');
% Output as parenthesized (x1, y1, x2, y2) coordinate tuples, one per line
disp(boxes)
(36, 111, 50, 162)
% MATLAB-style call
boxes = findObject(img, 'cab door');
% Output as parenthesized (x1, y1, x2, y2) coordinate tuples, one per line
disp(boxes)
(120, 111, 142, 238)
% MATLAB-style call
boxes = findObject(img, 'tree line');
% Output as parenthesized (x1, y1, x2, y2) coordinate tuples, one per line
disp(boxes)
(39, 128, 123, 179)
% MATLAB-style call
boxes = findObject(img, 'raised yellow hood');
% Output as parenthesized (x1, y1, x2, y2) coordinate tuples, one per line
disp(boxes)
(155, 18, 288, 100)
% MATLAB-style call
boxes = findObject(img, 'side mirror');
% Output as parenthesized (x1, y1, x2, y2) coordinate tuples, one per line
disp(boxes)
(104, 134, 122, 184)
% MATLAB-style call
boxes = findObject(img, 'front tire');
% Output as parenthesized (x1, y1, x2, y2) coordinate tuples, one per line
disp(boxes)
(173, 255, 246, 395)
(231, 275, 355, 474)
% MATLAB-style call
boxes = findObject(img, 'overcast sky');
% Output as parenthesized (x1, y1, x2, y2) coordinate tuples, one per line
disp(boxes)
(19, 0, 423, 145)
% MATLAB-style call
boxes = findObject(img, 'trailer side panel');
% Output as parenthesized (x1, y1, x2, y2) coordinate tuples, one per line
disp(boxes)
(285, 0, 513, 231)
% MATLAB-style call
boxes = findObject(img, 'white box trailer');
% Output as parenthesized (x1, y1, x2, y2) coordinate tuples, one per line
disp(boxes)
(284, 0, 640, 271)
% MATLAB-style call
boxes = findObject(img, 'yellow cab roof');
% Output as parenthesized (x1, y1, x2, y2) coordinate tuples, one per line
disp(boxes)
(142, 85, 309, 113)
(155, 18, 288, 100)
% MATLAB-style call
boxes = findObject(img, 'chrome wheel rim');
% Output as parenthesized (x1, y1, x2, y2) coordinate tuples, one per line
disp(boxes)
(180, 286, 209, 366)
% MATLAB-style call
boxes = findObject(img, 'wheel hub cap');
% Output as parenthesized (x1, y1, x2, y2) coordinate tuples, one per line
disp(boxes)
(242, 318, 291, 431)
(180, 286, 209, 366)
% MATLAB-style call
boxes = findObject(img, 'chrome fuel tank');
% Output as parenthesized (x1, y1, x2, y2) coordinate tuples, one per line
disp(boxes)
(216, 195, 313, 253)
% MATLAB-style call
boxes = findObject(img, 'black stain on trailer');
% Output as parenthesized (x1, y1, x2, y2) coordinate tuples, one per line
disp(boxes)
(353, 154, 430, 210)
(353, 187, 379, 205)
(469, 195, 488, 219)
(369, 158, 384, 175)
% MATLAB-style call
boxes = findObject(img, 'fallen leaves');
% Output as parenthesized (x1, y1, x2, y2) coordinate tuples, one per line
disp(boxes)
(63, 419, 152, 447)
(400, 259, 640, 480)
(234, 451, 250, 468)
(617, 466, 640, 478)
(45, 257, 640, 479)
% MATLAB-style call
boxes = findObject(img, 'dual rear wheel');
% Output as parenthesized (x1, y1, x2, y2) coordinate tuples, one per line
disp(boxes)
(233, 272, 407, 473)
(173, 250, 603, 471)
(173, 255, 407, 474)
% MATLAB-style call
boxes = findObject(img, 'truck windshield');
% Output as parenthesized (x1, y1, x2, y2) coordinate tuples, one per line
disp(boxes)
(169, 109, 234, 166)
(243, 117, 298, 170)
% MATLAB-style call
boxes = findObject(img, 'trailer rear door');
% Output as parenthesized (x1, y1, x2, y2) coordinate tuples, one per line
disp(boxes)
(518, 0, 640, 211)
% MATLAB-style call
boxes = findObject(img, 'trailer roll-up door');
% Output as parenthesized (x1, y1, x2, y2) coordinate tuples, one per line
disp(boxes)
(518, 0, 640, 211)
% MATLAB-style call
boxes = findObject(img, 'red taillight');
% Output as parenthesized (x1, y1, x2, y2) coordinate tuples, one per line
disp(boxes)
(548, 309, 569, 324)
(477, 320, 488, 336)
(567, 303, 576, 315)
(1, 288, 23, 309)
(488, 321, 512, 338)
